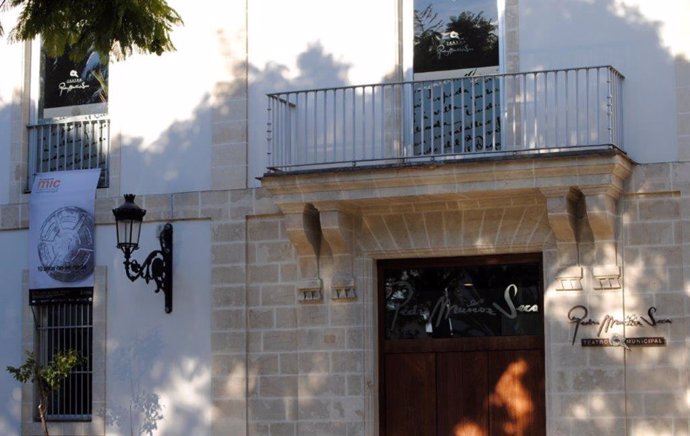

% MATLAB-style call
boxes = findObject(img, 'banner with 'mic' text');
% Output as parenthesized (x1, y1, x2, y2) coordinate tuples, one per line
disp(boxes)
(29, 169, 101, 290)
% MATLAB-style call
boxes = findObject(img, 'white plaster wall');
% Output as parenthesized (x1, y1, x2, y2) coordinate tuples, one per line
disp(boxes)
(247, 0, 400, 184)
(0, 10, 23, 205)
(519, 0, 688, 164)
(0, 230, 27, 436)
(97, 220, 212, 436)
(111, 0, 246, 195)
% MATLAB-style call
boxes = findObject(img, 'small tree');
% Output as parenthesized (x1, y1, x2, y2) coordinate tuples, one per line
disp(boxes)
(7, 350, 83, 436)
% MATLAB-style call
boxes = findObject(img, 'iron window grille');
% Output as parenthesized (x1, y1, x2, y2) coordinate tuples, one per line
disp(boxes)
(32, 289, 93, 421)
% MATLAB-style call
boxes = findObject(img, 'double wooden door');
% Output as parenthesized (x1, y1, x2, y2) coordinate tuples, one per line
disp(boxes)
(383, 344, 545, 436)
(379, 255, 545, 436)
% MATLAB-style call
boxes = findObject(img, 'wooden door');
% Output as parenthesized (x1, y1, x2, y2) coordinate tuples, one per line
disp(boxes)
(380, 254, 545, 436)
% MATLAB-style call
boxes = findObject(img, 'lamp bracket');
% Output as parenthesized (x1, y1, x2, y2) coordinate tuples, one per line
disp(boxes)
(122, 223, 173, 313)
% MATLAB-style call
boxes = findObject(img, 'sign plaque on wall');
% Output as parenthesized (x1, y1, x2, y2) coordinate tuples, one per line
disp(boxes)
(568, 305, 672, 350)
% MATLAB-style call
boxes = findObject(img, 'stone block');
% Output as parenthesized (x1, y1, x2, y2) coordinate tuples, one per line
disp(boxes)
(297, 398, 331, 420)
(262, 284, 296, 306)
(298, 374, 346, 397)
(249, 354, 280, 375)
(298, 351, 330, 373)
(248, 398, 296, 422)
(330, 304, 363, 326)
(331, 351, 363, 373)
(275, 307, 296, 328)
(297, 305, 329, 326)
(280, 353, 298, 375)
(637, 197, 680, 221)
(248, 219, 281, 241)
(248, 264, 280, 284)
(212, 308, 245, 330)
(263, 330, 297, 351)
(248, 308, 275, 329)
(259, 375, 298, 397)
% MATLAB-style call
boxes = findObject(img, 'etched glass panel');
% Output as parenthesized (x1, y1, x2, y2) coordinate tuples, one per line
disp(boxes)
(384, 261, 542, 339)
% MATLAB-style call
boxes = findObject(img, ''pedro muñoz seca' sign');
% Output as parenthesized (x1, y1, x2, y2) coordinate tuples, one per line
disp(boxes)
(568, 305, 672, 350)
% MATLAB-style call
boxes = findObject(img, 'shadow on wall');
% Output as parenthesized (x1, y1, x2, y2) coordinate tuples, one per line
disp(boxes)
(0, 236, 23, 436)
(104, 332, 165, 436)
(117, 38, 357, 193)
(2, 1, 690, 434)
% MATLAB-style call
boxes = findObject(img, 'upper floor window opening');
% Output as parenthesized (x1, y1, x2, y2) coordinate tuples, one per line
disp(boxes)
(27, 44, 110, 190)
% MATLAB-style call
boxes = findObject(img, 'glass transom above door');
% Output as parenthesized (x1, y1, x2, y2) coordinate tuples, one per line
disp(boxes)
(383, 257, 543, 339)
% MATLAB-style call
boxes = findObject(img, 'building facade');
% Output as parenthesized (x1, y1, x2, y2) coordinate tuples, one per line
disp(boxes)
(1, 0, 690, 435)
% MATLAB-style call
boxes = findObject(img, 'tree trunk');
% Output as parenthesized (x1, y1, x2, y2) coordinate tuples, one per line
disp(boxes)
(37, 395, 50, 436)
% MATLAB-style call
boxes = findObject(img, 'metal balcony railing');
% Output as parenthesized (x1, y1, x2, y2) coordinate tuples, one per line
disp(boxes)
(27, 116, 110, 189)
(267, 66, 624, 171)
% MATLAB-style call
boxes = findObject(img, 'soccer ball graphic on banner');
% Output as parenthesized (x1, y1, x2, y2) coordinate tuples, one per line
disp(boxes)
(37, 206, 95, 282)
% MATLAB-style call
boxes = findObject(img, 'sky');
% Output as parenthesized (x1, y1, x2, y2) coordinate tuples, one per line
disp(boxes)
(415, 0, 498, 24)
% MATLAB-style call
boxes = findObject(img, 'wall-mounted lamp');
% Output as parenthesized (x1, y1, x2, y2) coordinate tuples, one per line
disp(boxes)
(112, 194, 173, 313)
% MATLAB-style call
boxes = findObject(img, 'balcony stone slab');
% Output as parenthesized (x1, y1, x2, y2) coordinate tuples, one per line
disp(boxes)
(262, 149, 632, 212)
(262, 149, 633, 290)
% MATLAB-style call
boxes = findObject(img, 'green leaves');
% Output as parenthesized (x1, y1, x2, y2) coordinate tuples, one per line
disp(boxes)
(7, 350, 84, 436)
(6, 350, 84, 393)
(0, 0, 182, 60)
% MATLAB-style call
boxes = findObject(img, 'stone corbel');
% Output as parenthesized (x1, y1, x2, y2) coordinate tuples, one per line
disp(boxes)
(317, 203, 358, 302)
(541, 187, 582, 287)
(541, 187, 581, 243)
(282, 203, 323, 302)
(582, 186, 623, 290)
(581, 186, 619, 243)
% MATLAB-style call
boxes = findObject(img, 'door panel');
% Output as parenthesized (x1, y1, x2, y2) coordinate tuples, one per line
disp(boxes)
(488, 350, 545, 436)
(437, 352, 489, 436)
(384, 353, 437, 436)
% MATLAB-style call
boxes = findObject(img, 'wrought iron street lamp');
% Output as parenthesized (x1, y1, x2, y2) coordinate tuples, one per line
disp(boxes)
(112, 194, 173, 313)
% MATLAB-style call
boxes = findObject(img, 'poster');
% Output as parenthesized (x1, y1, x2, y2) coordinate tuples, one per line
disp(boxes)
(29, 169, 101, 290)
(414, 0, 499, 74)
(42, 48, 108, 118)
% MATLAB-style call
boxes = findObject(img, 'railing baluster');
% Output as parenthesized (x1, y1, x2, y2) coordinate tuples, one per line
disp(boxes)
(532, 73, 539, 148)
(596, 68, 601, 144)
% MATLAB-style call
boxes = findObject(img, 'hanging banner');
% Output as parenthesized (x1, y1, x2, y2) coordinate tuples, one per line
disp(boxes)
(29, 169, 101, 290)
(42, 47, 108, 118)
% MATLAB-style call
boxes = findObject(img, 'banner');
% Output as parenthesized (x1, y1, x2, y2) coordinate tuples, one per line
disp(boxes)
(29, 169, 101, 290)
(42, 47, 108, 118)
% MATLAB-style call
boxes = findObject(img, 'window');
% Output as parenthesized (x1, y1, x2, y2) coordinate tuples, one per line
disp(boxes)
(28, 45, 110, 189)
(31, 288, 93, 421)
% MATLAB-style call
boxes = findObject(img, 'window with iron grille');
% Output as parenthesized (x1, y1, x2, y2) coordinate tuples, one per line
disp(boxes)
(33, 290, 93, 421)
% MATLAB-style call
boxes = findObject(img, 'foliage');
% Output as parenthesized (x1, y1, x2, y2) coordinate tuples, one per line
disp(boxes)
(6, 350, 84, 436)
(414, 4, 443, 57)
(0, 0, 182, 61)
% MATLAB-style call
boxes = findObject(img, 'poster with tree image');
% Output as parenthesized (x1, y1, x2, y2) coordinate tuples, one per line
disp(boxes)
(42, 48, 108, 118)
(414, 0, 499, 74)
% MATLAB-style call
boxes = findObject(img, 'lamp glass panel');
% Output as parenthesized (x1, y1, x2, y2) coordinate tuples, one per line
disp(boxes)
(116, 219, 142, 247)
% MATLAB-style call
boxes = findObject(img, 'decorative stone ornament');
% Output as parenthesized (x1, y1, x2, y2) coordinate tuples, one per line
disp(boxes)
(331, 273, 356, 301)
(297, 278, 323, 302)
(592, 265, 622, 290)
(555, 266, 584, 291)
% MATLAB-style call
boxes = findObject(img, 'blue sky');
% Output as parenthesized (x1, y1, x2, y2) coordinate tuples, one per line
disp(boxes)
(415, 0, 498, 23)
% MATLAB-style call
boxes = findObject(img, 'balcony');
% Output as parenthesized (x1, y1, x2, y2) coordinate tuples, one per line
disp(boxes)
(266, 66, 624, 172)
(262, 66, 632, 295)
(27, 116, 110, 189)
